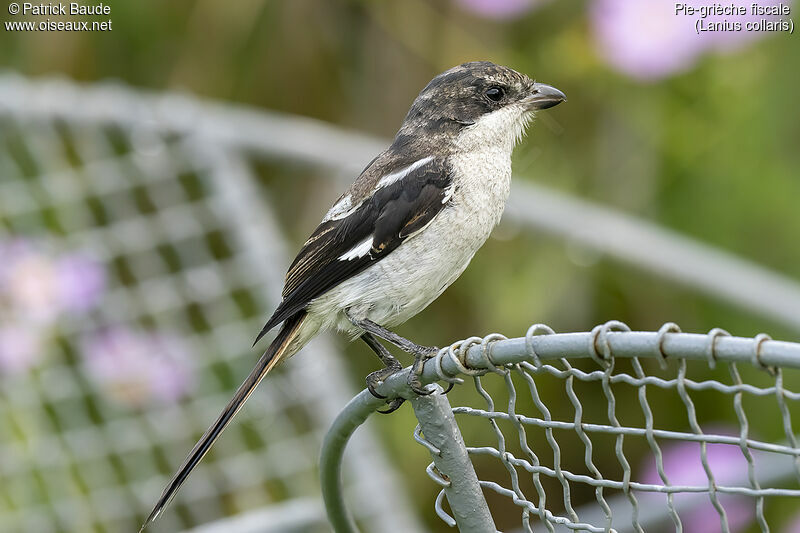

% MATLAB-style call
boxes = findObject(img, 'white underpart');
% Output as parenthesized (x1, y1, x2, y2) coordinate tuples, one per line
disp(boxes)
(296, 102, 534, 341)
(338, 237, 373, 261)
(375, 156, 435, 189)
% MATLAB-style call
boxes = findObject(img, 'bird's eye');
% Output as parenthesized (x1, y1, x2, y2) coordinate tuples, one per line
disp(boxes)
(485, 86, 505, 102)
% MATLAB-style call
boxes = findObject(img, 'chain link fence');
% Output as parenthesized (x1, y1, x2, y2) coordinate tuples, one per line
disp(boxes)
(322, 321, 800, 532)
(4, 75, 800, 533)
(0, 74, 422, 533)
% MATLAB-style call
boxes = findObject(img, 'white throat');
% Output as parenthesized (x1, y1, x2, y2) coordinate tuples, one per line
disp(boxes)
(453, 104, 533, 155)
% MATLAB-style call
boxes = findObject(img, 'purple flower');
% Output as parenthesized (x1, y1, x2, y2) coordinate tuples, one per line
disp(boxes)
(590, 0, 787, 81)
(639, 428, 755, 532)
(0, 239, 108, 375)
(55, 253, 106, 312)
(590, 0, 708, 80)
(0, 325, 41, 374)
(0, 239, 105, 323)
(82, 327, 194, 407)
(455, 0, 542, 20)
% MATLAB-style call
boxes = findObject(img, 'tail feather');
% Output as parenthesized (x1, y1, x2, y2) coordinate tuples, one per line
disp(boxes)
(140, 311, 307, 531)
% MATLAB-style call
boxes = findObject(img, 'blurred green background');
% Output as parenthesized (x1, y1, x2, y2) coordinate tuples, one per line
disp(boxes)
(2, 1, 800, 532)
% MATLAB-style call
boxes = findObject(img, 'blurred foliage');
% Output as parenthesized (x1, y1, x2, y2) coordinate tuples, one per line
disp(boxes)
(2, 0, 800, 531)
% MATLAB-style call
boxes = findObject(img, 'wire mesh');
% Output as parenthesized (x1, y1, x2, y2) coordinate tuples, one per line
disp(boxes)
(0, 79, 422, 533)
(6, 75, 800, 533)
(404, 323, 800, 533)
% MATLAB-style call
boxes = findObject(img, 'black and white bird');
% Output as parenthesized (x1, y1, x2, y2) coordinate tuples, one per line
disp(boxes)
(142, 61, 565, 528)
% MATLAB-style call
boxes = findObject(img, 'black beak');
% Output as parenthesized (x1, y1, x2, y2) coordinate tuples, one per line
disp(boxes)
(524, 83, 567, 110)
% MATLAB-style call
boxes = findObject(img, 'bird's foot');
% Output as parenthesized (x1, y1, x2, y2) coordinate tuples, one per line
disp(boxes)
(365, 365, 405, 413)
(365, 364, 401, 398)
(377, 398, 405, 414)
(407, 346, 440, 395)
(414, 344, 440, 359)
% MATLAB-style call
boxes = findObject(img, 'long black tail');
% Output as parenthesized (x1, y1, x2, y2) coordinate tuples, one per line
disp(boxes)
(140, 311, 307, 531)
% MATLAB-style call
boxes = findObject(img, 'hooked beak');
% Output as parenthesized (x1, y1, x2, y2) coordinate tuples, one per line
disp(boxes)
(524, 83, 567, 110)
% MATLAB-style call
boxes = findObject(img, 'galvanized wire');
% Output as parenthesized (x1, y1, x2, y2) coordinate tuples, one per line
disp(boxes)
(0, 78, 422, 533)
(320, 322, 800, 532)
(419, 322, 800, 532)
(6, 75, 800, 533)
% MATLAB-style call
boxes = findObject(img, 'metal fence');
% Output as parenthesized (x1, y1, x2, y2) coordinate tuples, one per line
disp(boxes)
(4, 75, 800, 533)
(322, 321, 800, 532)
(0, 74, 423, 533)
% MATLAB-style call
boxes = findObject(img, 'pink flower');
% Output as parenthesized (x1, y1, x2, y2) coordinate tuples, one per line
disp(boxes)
(81, 327, 194, 407)
(0, 240, 61, 324)
(455, 0, 543, 20)
(0, 239, 107, 375)
(590, 0, 789, 81)
(55, 253, 106, 312)
(0, 239, 105, 323)
(639, 429, 756, 532)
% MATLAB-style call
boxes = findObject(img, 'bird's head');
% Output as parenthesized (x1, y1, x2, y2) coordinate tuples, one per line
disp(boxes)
(398, 61, 566, 152)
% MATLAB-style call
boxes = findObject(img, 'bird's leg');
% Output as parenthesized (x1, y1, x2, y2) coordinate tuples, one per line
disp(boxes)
(359, 333, 405, 414)
(346, 310, 439, 396)
(346, 311, 439, 357)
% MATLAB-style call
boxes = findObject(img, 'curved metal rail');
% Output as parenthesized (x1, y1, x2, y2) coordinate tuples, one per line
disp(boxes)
(321, 322, 800, 533)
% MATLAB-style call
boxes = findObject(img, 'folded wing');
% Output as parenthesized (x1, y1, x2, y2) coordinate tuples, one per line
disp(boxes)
(254, 156, 453, 344)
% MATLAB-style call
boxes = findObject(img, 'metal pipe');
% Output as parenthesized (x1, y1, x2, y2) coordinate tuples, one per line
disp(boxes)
(320, 390, 385, 533)
(411, 390, 497, 533)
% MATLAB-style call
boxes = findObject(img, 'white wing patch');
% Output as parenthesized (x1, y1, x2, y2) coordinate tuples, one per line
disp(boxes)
(441, 182, 455, 204)
(325, 157, 437, 222)
(338, 237, 373, 261)
(323, 194, 358, 222)
(375, 156, 434, 190)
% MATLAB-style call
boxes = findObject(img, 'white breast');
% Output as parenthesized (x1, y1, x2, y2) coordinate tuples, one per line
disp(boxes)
(308, 104, 531, 336)
(308, 153, 511, 335)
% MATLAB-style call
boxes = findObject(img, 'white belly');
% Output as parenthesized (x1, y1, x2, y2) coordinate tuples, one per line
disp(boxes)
(307, 147, 512, 336)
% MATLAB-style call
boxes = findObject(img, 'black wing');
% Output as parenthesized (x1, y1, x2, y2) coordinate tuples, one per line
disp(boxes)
(254, 157, 452, 344)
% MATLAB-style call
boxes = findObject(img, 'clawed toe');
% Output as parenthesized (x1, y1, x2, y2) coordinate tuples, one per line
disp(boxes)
(377, 398, 405, 414)
(365, 365, 401, 400)
(366, 380, 387, 399)
(408, 374, 434, 396)
(358, 329, 438, 413)
(366, 369, 406, 413)
(366, 371, 405, 413)
(406, 347, 439, 395)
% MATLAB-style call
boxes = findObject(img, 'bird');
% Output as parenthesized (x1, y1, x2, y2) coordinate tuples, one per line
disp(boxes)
(141, 60, 565, 529)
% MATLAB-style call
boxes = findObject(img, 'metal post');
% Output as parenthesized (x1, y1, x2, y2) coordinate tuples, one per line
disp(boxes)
(411, 389, 497, 533)
(320, 390, 386, 533)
